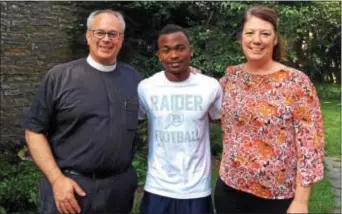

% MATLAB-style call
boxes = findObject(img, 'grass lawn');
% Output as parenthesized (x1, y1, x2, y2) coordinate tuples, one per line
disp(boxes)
(309, 176, 337, 213)
(314, 98, 341, 213)
(321, 99, 341, 157)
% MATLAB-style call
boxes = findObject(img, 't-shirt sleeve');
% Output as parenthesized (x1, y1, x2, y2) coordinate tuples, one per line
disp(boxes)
(137, 82, 147, 121)
(208, 80, 223, 120)
(22, 69, 57, 134)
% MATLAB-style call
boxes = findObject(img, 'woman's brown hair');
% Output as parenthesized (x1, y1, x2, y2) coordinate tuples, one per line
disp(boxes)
(240, 6, 286, 62)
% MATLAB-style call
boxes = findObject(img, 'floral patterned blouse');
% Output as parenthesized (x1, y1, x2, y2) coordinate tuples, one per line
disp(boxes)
(219, 64, 325, 199)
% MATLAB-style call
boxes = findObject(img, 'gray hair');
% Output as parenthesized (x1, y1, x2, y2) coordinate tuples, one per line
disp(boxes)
(86, 9, 126, 32)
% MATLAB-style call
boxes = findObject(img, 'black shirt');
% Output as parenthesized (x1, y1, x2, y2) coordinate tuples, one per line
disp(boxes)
(23, 58, 143, 173)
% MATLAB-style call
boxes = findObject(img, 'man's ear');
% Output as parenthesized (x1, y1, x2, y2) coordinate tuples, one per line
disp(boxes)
(85, 31, 91, 45)
(156, 51, 161, 62)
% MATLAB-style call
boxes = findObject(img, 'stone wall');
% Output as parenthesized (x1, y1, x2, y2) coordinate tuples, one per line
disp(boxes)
(0, 1, 78, 151)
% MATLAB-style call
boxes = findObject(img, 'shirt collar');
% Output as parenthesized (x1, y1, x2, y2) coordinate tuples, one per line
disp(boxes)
(86, 55, 116, 72)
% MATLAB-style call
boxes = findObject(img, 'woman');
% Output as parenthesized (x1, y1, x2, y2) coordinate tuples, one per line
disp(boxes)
(214, 6, 324, 214)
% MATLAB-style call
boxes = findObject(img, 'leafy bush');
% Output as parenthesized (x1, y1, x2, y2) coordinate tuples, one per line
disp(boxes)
(188, 25, 245, 79)
(0, 154, 41, 213)
(133, 121, 149, 187)
(210, 124, 223, 158)
(314, 83, 341, 100)
(132, 153, 147, 187)
(70, 2, 340, 83)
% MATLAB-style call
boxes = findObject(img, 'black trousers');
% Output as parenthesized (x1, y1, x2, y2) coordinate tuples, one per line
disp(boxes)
(214, 177, 293, 214)
(39, 167, 137, 213)
(140, 191, 213, 214)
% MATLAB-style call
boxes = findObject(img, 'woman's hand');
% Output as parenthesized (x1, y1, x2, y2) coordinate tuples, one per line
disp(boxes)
(287, 199, 308, 214)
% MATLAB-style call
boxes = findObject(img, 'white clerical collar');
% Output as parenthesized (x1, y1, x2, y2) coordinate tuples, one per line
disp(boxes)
(86, 55, 116, 72)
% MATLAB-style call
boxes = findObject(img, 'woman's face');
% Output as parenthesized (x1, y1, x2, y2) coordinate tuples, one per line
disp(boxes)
(241, 16, 277, 63)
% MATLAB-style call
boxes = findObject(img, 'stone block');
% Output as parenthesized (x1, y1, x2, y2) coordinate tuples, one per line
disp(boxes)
(334, 188, 341, 197)
(1, 2, 7, 8)
(1, 18, 10, 27)
(3, 89, 22, 96)
(336, 197, 341, 207)
(332, 181, 341, 189)
(30, 17, 58, 26)
(3, 48, 32, 57)
(7, 12, 26, 19)
(331, 208, 341, 213)
(1, 33, 28, 41)
(1, 65, 37, 75)
(14, 57, 39, 66)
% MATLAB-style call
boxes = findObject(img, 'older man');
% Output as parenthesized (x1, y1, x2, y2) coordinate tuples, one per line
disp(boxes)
(23, 9, 142, 214)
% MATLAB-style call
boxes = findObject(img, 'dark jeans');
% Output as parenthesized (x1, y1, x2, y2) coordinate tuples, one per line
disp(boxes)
(140, 191, 213, 214)
(39, 167, 137, 213)
(214, 177, 293, 213)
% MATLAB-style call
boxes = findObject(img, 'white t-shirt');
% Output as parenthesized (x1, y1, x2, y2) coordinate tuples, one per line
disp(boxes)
(138, 71, 223, 199)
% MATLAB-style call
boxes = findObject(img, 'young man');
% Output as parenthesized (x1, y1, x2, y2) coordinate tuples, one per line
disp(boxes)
(138, 24, 223, 214)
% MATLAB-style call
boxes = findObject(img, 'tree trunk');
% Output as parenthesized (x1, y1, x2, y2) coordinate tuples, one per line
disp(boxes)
(333, 67, 341, 84)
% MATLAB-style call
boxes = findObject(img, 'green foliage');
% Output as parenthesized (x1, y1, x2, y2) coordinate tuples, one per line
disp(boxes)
(275, 2, 341, 83)
(69, 2, 340, 83)
(132, 153, 147, 187)
(133, 121, 149, 187)
(188, 25, 244, 78)
(0, 206, 6, 214)
(210, 124, 222, 158)
(315, 83, 341, 101)
(129, 53, 161, 78)
(0, 154, 41, 213)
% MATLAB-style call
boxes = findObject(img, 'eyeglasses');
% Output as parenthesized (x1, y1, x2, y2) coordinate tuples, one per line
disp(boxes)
(89, 29, 123, 40)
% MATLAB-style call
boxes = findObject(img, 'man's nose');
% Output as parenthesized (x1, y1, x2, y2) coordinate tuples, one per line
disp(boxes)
(170, 50, 178, 58)
(102, 33, 111, 41)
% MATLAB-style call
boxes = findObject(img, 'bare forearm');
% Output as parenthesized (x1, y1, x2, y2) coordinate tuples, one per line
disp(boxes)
(287, 184, 311, 213)
(25, 129, 63, 185)
(294, 184, 311, 204)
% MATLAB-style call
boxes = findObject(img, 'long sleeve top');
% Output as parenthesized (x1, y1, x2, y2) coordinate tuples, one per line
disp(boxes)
(219, 64, 325, 199)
